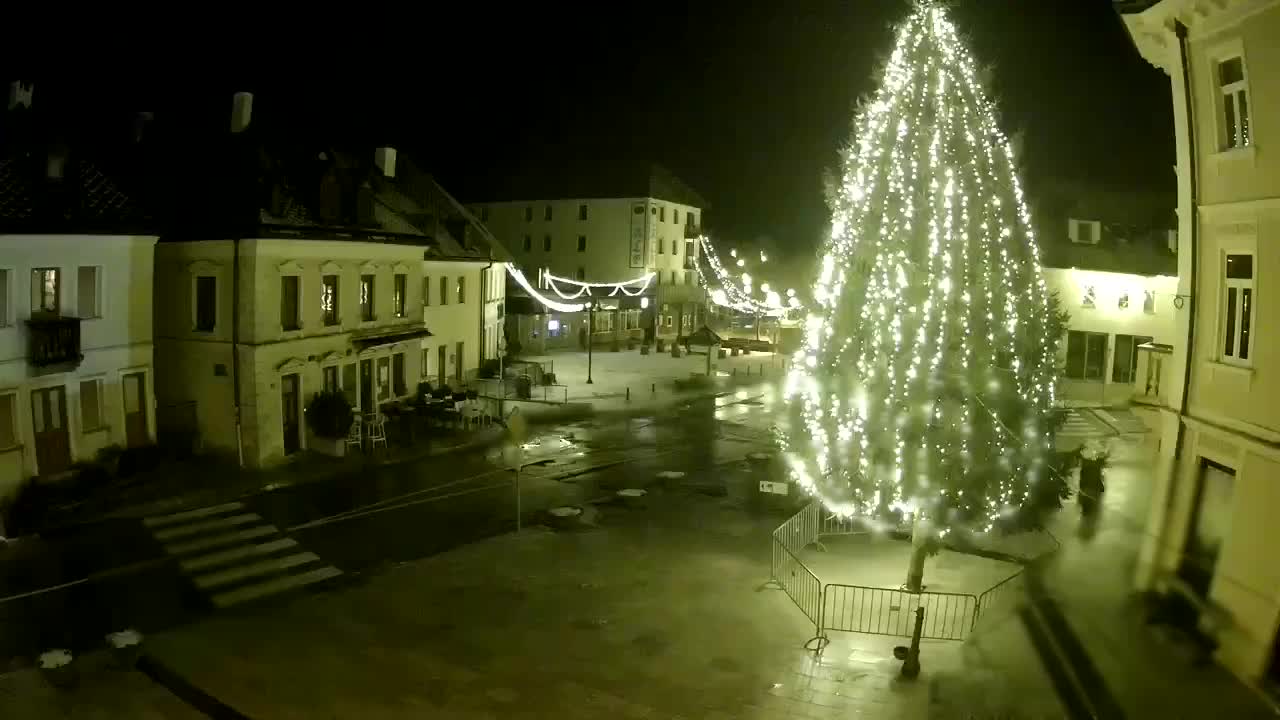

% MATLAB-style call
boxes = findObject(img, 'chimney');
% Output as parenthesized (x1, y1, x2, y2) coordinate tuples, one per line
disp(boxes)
(374, 146, 397, 178)
(230, 92, 253, 133)
(7, 81, 33, 111)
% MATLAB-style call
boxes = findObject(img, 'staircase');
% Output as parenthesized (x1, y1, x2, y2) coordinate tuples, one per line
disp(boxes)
(143, 501, 342, 609)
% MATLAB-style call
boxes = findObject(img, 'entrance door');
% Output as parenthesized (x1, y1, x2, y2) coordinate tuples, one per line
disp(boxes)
(455, 341, 464, 384)
(31, 386, 71, 476)
(437, 346, 447, 387)
(281, 373, 300, 456)
(359, 360, 374, 414)
(122, 372, 148, 448)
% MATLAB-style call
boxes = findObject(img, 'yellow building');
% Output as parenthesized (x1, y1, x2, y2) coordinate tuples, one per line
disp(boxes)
(1121, 0, 1280, 689)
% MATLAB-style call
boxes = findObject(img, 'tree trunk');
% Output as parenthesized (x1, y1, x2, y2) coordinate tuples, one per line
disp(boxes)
(904, 513, 928, 592)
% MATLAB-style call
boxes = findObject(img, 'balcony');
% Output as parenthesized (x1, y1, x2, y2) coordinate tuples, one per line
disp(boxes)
(683, 224, 702, 239)
(27, 314, 83, 368)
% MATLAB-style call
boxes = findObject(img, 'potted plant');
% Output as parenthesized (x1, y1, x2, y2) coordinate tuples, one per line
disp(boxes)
(1078, 440, 1110, 502)
(39, 649, 76, 689)
(306, 391, 355, 457)
(106, 629, 142, 669)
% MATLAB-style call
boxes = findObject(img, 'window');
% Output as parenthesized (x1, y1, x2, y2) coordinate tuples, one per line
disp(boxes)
(576, 267, 585, 281)
(544, 235, 552, 252)
(673, 209, 680, 224)
(360, 275, 376, 321)
(0, 392, 15, 448)
(281, 275, 300, 330)
(321, 275, 339, 326)
(195, 275, 216, 331)
(688, 213, 697, 227)
(342, 363, 357, 405)
(0, 269, 9, 326)
(1222, 253, 1254, 364)
(1081, 285, 1096, 309)
(377, 357, 390, 400)
(421, 348, 431, 377)
(1070, 219, 1098, 245)
(671, 271, 678, 285)
(1113, 335, 1153, 384)
(1065, 330, 1108, 380)
(80, 379, 104, 431)
(544, 205, 553, 221)
(576, 236, 587, 252)
(659, 207, 665, 222)
(32, 268, 59, 315)
(525, 207, 533, 222)
(393, 273, 407, 318)
(77, 266, 100, 318)
(1143, 290, 1155, 315)
(1117, 292, 1129, 311)
(322, 365, 338, 393)
(523, 235, 532, 252)
(440, 276, 449, 306)
(658, 239, 665, 254)
(1218, 56, 1251, 149)
(393, 353, 406, 396)
(480, 206, 489, 221)
(456, 276, 466, 304)
(578, 204, 588, 221)
(686, 272, 695, 286)
(671, 240, 678, 255)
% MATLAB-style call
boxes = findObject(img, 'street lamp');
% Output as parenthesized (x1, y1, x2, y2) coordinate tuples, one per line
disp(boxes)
(586, 299, 595, 385)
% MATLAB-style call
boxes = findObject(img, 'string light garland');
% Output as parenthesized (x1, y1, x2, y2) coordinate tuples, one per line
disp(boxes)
(695, 235, 789, 316)
(544, 271, 654, 299)
(780, 3, 1059, 535)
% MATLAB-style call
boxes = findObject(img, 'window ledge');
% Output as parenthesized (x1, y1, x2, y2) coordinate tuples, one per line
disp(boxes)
(1209, 145, 1257, 165)
(82, 425, 110, 435)
(1205, 360, 1254, 377)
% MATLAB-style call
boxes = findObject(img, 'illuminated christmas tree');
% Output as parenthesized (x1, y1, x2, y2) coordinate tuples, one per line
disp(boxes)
(782, 2, 1065, 590)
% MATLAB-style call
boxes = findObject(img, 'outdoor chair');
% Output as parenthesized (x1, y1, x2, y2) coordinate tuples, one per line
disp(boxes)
(367, 413, 389, 450)
(345, 414, 363, 451)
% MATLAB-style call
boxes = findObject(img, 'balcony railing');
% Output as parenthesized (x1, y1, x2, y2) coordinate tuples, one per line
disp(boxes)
(27, 314, 83, 367)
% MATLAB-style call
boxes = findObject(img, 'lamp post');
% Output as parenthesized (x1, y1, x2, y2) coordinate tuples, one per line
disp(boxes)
(586, 299, 595, 385)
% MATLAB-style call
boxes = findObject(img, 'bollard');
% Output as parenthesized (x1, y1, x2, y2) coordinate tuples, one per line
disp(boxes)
(651, 383, 656, 395)
(732, 367, 737, 377)
(626, 387, 631, 402)
(901, 607, 924, 679)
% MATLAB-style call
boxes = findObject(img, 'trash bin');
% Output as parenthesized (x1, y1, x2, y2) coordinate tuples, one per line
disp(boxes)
(516, 376, 533, 399)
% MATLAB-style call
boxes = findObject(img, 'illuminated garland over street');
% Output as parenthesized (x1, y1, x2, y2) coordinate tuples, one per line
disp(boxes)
(781, 3, 1059, 536)
(545, 271, 654, 299)
(694, 235, 802, 316)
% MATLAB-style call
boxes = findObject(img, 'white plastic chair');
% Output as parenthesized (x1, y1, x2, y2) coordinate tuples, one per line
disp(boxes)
(367, 413, 388, 450)
(345, 414, 363, 451)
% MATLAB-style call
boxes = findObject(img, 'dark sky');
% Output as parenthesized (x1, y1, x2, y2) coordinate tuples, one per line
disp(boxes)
(28, 0, 1172, 261)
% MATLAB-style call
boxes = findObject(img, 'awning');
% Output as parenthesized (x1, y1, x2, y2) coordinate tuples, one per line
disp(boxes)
(351, 324, 433, 351)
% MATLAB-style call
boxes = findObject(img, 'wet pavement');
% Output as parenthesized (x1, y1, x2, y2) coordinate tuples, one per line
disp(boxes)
(0, 385, 783, 670)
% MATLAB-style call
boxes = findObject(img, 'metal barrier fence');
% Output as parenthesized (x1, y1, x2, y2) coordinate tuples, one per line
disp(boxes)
(769, 502, 1031, 648)
(973, 568, 1025, 628)
(822, 584, 978, 641)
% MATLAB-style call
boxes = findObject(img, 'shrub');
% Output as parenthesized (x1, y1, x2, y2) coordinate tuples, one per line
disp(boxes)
(306, 391, 354, 439)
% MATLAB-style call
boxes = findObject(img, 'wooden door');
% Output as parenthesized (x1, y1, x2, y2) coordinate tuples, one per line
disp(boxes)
(122, 372, 148, 448)
(281, 373, 300, 455)
(31, 386, 71, 476)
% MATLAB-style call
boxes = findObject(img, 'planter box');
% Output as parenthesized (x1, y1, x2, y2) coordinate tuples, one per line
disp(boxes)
(309, 434, 347, 458)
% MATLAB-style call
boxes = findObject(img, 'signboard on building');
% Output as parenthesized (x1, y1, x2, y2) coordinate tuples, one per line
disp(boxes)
(629, 203, 646, 268)
(647, 205, 659, 267)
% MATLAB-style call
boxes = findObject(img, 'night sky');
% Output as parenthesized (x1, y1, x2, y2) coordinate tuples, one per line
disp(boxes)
(28, 0, 1171, 262)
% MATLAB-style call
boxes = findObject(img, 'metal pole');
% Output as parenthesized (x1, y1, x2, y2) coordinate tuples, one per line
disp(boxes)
(901, 606, 923, 678)
(515, 460, 522, 533)
(586, 301, 594, 385)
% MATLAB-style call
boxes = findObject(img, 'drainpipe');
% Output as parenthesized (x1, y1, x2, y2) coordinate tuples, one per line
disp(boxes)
(1158, 19, 1199, 578)
(232, 236, 244, 468)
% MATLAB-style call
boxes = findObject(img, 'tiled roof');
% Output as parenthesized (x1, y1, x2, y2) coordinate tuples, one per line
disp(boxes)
(0, 152, 145, 232)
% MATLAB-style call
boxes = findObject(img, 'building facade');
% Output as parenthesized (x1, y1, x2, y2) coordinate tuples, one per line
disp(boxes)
(470, 164, 707, 350)
(1034, 180, 1179, 404)
(0, 88, 159, 509)
(1122, 0, 1280, 690)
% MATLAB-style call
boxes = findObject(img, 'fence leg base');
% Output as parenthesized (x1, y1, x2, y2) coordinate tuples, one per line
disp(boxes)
(759, 578, 784, 591)
(813, 541, 829, 553)
(804, 634, 829, 654)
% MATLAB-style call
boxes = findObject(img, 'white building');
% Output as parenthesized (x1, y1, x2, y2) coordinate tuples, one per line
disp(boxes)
(470, 163, 707, 350)
(154, 99, 504, 469)
(0, 125, 158, 504)
(1121, 0, 1280, 690)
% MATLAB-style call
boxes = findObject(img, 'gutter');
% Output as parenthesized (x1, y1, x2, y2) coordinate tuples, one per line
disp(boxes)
(232, 237, 244, 468)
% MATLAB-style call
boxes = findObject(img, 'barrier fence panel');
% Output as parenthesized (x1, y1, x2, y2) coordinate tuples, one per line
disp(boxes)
(771, 539, 823, 635)
(772, 502, 820, 556)
(973, 569, 1025, 628)
(823, 584, 978, 641)
(819, 511, 865, 537)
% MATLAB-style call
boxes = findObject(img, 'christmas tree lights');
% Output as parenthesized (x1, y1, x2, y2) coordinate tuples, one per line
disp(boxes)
(781, 3, 1060, 541)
